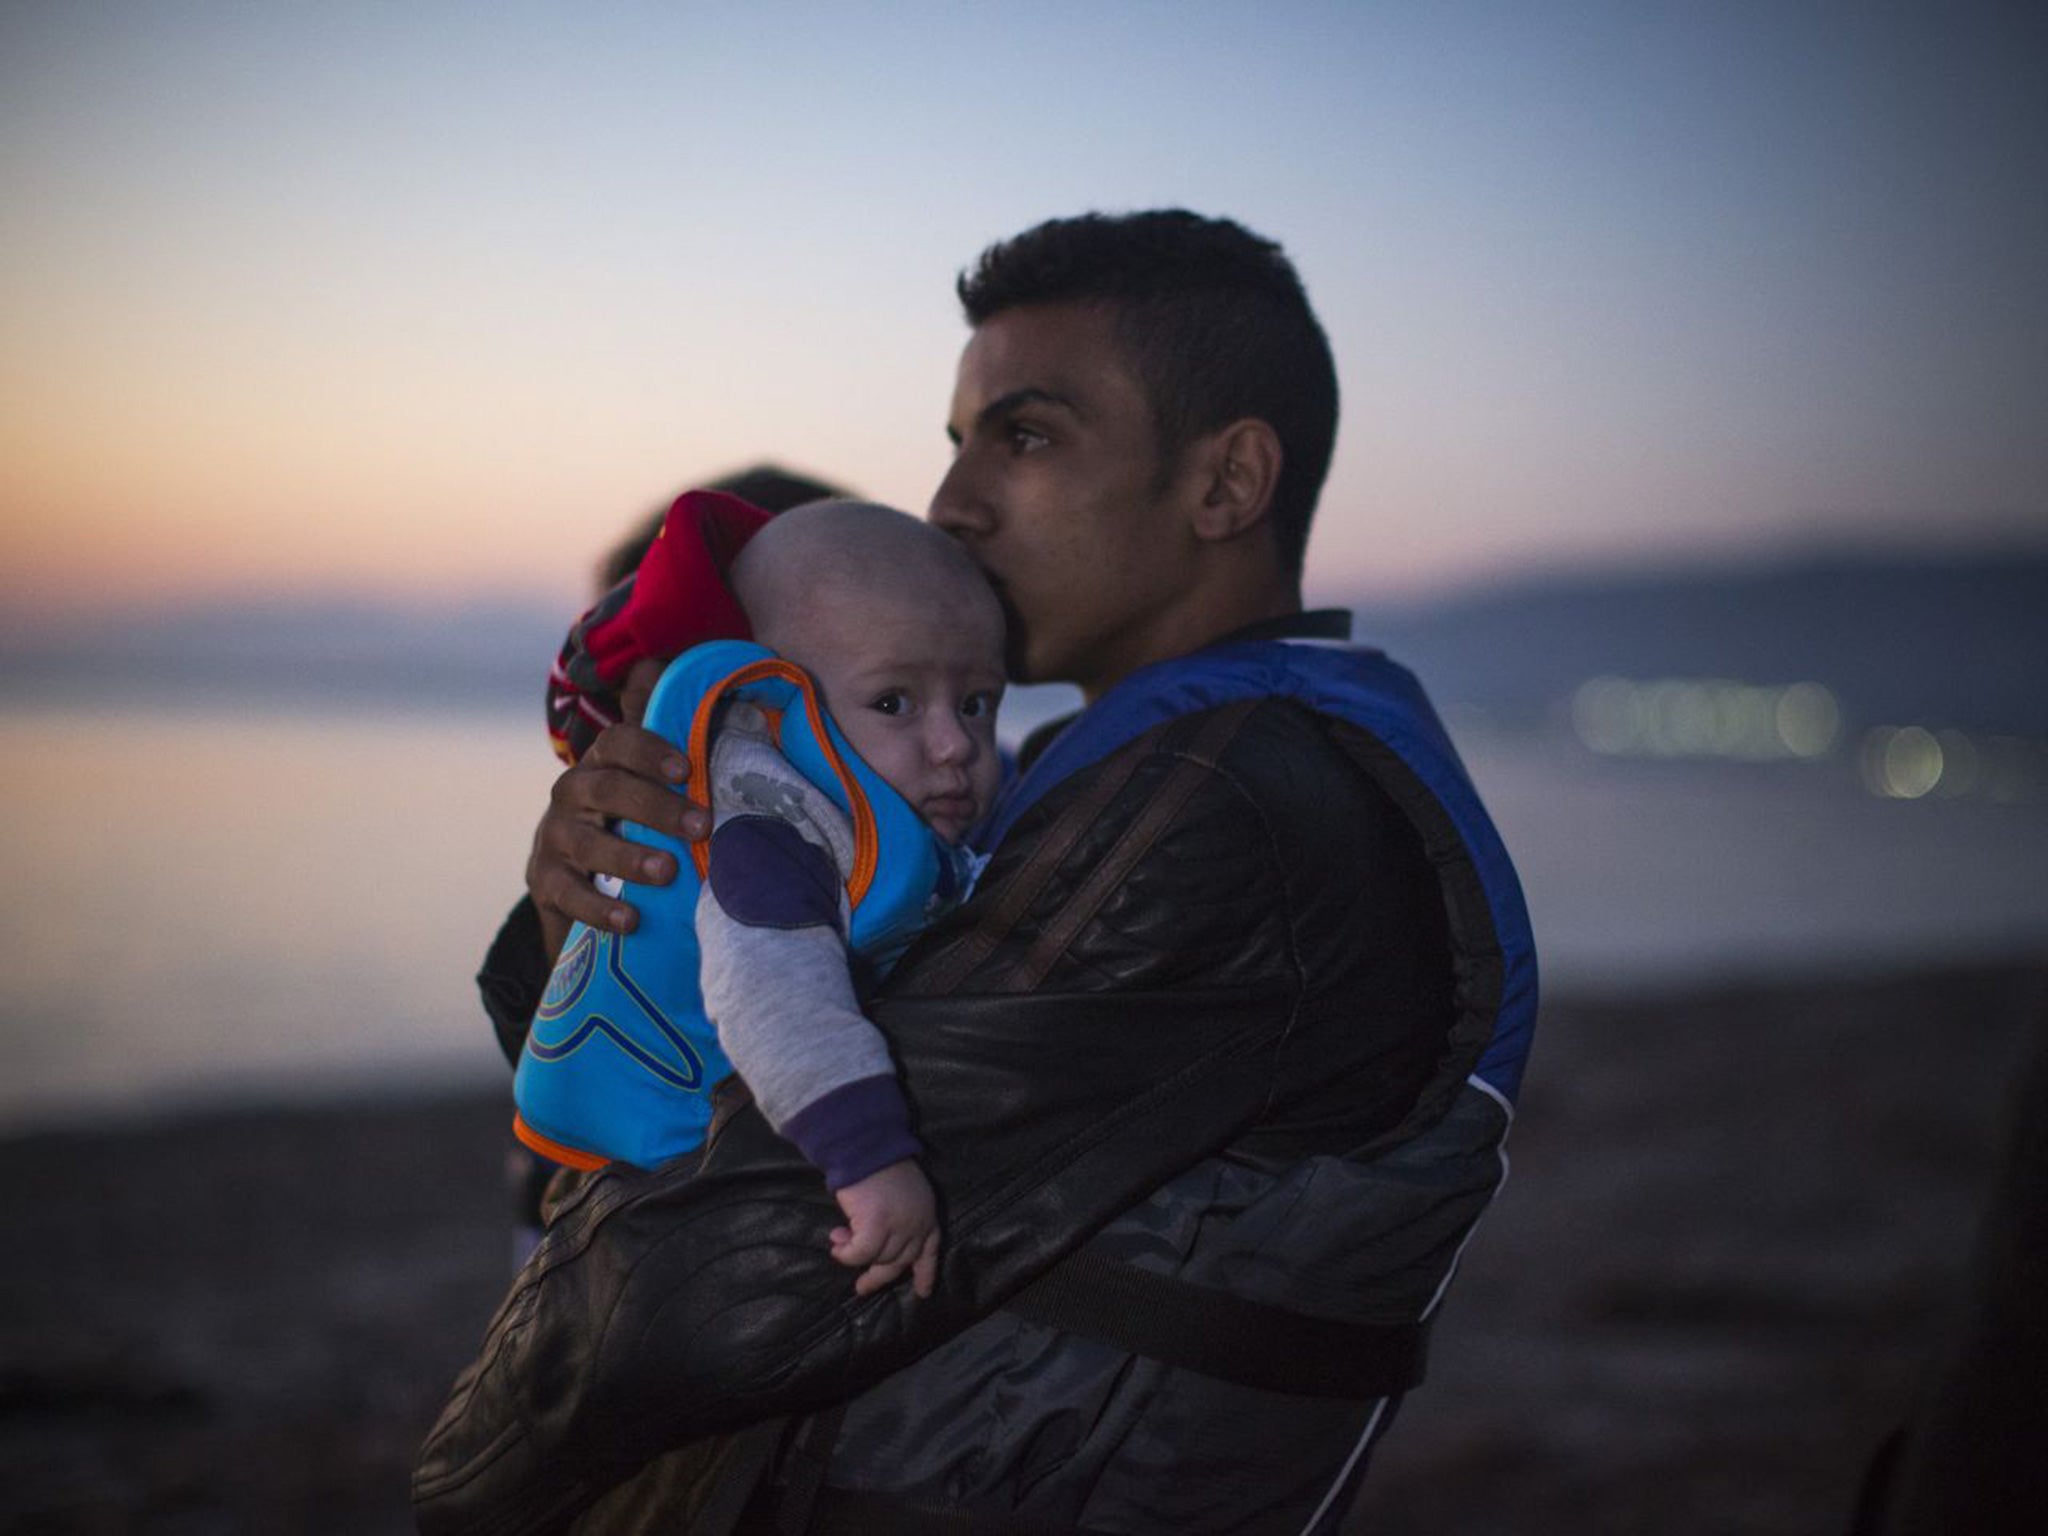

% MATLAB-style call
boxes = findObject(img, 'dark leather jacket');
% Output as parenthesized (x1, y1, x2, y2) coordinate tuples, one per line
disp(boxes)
(417, 673, 1519, 1534)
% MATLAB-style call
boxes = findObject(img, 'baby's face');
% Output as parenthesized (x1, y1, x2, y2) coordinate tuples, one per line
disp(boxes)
(785, 583, 1006, 844)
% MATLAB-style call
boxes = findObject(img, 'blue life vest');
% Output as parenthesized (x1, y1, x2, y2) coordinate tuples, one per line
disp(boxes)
(514, 640, 965, 1170)
(984, 638, 1538, 1106)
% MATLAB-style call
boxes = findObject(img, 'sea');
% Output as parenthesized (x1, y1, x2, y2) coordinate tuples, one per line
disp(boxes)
(3, 690, 2045, 1135)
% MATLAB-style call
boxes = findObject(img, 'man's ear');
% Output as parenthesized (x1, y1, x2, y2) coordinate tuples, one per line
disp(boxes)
(1189, 418, 1283, 543)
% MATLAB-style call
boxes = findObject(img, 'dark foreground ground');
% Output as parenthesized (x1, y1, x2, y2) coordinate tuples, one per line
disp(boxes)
(3, 958, 2043, 1534)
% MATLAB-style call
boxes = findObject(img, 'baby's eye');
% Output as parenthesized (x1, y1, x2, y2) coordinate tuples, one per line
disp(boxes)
(869, 690, 909, 716)
(961, 691, 999, 719)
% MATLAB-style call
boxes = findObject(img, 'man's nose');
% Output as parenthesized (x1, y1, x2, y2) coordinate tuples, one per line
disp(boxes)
(928, 456, 990, 536)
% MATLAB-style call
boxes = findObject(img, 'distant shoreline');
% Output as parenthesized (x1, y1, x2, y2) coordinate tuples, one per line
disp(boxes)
(7, 948, 2044, 1146)
(10, 544, 2047, 738)
(20, 953, 2033, 1165)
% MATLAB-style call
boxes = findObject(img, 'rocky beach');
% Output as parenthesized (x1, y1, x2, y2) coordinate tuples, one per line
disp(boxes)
(4, 958, 2042, 1534)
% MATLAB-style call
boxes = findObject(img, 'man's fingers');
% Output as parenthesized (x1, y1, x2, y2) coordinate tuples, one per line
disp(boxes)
(578, 721, 673, 768)
(680, 802, 710, 843)
(620, 657, 668, 727)
(581, 720, 687, 780)
(527, 814, 671, 935)
(537, 813, 673, 884)
(552, 765, 694, 848)
(530, 859, 638, 936)
(574, 727, 710, 843)
(524, 720, 708, 949)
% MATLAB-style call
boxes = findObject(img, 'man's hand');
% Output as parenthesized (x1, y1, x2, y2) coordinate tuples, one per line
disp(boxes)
(526, 658, 710, 958)
(830, 1159, 941, 1299)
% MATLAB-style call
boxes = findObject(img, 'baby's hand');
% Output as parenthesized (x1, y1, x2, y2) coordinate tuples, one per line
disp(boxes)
(830, 1159, 940, 1298)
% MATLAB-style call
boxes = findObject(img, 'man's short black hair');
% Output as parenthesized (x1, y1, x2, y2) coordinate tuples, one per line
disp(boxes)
(957, 210, 1337, 577)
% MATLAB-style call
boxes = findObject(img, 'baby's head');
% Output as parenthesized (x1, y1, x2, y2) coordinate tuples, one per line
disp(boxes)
(731, 500, 1006, 843)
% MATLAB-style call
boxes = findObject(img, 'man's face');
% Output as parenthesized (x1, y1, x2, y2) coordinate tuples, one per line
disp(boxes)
(931, 303, 1199, 700)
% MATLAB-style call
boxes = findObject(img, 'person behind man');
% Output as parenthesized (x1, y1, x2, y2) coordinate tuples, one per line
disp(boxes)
(417, 210, 1537, 1534)
(594, 464, 852, 591)
(514, 498, 1006, 1300)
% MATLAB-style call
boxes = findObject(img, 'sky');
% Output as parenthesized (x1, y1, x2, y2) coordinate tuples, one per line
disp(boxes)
(3, 0, 2044, 626)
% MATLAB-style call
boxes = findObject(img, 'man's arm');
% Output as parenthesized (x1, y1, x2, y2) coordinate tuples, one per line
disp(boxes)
(418, 702, 1468, 1532)
(419, 705, 1312, 1529)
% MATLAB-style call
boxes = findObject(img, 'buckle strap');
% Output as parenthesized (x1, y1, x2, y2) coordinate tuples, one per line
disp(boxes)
(1006, 700, 1259, 994)
(894, 715, 1167, 998)
(773, 1403, 845, 1536)
(1004, 1246, 1428, 1401)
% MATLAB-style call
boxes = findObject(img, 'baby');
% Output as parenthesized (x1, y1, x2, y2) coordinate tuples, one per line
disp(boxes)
(515, 497, 1005, 1300)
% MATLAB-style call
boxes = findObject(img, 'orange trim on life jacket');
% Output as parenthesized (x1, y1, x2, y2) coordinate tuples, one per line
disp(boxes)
(682, 658, 880, 909)
(512, 1111, 612, 1172)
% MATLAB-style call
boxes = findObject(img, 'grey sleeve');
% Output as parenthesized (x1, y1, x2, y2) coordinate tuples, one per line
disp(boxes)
(695, 710, 914, 1187)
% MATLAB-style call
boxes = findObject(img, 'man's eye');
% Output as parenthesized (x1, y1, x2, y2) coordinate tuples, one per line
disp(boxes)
(1007, 423, 1049, 453)
(869, 691, 909, 716)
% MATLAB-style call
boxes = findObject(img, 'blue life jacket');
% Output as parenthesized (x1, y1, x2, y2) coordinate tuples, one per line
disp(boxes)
(513, 640, 966, 1170)
(984, 637, 1537, 1106)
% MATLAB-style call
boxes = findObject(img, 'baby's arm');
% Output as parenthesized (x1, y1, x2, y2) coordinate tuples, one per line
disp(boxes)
(696, 716, 938, 1296)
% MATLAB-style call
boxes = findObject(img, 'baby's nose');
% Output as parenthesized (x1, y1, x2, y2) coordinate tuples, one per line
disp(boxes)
(927, 713, 974, 763)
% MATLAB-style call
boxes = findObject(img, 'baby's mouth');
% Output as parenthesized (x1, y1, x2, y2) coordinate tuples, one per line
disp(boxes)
(923, 790, 979, 830)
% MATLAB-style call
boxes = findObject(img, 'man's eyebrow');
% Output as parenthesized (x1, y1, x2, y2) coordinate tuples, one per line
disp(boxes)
(947, 386, 1077, 442)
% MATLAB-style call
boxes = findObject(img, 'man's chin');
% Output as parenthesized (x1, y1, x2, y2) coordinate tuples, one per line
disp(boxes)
(1003, 629, 1038, 684)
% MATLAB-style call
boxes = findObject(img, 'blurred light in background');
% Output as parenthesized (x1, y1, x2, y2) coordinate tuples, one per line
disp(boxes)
(1863, 725, 1944, 800)
(1934, 729, 1979, 799)
(1571, 675, 2046, 802)
(1774, 683, 1842, 759)
(1859, 726, 2048, 803)
(1570, 676, 1841, 762)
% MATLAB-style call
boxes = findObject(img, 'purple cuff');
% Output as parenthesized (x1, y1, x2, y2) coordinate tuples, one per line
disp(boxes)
(780, 1074, 921, 1192)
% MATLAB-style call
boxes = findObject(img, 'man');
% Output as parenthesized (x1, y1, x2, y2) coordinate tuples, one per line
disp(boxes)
(416, 210, 1536, 1534)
